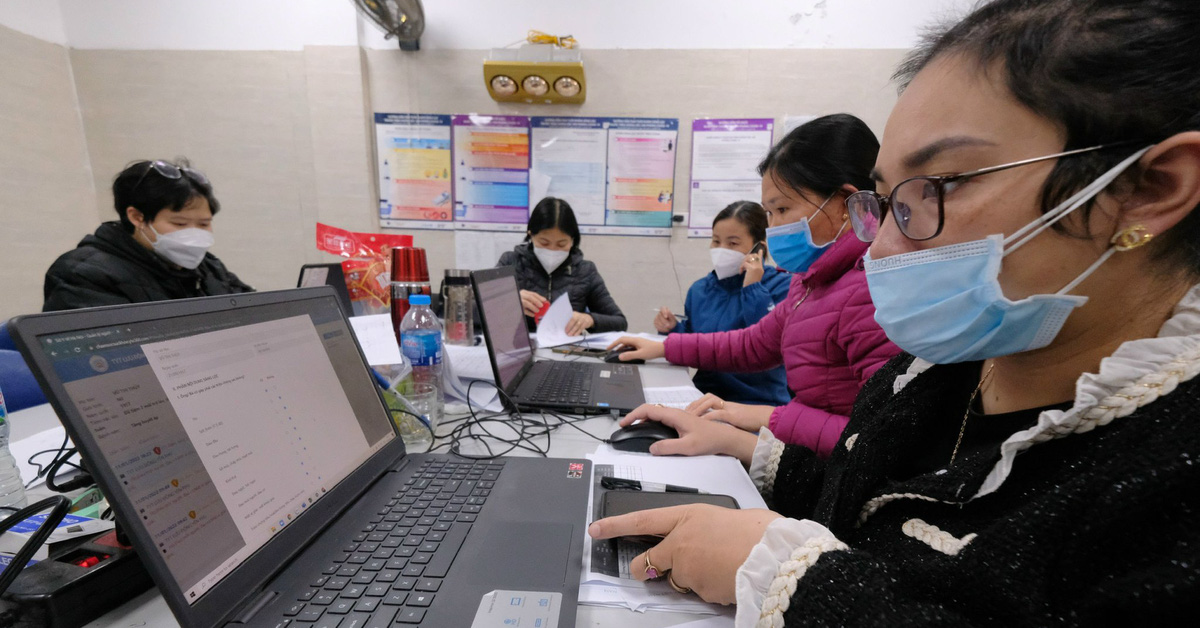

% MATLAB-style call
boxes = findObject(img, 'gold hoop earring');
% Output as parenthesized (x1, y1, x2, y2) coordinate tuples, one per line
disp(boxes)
(1111, 225, 1154, 252)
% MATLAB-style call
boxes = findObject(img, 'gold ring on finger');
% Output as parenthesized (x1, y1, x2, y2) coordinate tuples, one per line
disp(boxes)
(667, 571, 692, 594)
(644, 553, 663, 579)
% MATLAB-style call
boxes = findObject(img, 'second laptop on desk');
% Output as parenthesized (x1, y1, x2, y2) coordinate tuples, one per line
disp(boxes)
(471, 266, 646, 415)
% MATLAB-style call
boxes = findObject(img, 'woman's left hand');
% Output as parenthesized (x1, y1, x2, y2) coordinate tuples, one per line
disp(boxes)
(588, 504, 782, 604)
(741, 252, 765, 287)
(566, 312, 595, 336)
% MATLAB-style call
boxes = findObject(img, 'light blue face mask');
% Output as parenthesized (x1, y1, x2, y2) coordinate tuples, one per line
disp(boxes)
(863, 147, 1151, 364)
(766, 194, 845, 274)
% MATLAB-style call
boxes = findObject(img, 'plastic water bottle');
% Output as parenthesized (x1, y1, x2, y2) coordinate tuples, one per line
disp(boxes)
(0, 384, 29, 509)
(399, 294, 444, 420)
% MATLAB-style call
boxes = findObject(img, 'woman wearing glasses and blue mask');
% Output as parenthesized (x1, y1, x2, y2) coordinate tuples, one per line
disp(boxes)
(611, 115, 900, 456)
(43, 159, 252, 311)
(590, 0, 1200, 624)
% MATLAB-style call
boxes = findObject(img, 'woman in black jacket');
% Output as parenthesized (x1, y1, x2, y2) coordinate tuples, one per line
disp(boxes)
(497, 197, 627, 334)
(588, 1, 1200, 625)
(43, 159, 252, 311)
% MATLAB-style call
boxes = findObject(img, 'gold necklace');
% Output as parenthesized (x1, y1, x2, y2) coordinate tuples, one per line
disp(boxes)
(949, 363, 995, 466)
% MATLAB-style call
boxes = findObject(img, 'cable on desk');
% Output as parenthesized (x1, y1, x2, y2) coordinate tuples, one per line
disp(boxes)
(426, 379, 615, 460)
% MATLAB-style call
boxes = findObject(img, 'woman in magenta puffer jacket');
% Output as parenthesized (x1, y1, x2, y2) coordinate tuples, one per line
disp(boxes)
(610, 115, 900, 458)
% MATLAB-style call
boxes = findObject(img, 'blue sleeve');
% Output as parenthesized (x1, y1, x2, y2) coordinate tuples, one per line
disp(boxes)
(739, 282, 774, 326)
(764, 269, 793, 304)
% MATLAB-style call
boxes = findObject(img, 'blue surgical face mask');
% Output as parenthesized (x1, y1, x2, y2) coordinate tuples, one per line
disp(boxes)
(863, 147, 1151, 364)
(766, 194, 844, 273)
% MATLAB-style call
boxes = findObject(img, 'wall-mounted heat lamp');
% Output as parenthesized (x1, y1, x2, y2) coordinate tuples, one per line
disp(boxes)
(484, 45, 585, 104)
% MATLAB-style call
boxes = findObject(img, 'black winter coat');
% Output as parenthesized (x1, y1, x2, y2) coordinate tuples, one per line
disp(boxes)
(765, 353, 1200, 626)
(43, 222, 253, 312)
(496, 243, 627, 333)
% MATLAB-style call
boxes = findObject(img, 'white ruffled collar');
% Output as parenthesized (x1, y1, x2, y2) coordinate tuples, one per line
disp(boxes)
(894, 283, 1200, 499)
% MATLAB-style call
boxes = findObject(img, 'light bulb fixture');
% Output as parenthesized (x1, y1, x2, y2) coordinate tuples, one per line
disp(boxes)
(484, 46, 586, 104)
(490, 75, 518, 96)
(522, 75, 549, 96)
(553, 76, 581, 97)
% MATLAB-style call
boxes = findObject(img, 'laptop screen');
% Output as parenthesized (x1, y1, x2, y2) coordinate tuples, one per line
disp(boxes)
(32, 296, 395, 604)
(474, 270, 533, 390)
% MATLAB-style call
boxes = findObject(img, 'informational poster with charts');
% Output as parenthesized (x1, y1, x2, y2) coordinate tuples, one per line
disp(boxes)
(452, 114, 531, 232)
(530, 117, 608, 227)
(531, 116, 679, 236)
(688, 118, 774, 238)
(604, 118, 678, 235)
(374, 113, 454, 230)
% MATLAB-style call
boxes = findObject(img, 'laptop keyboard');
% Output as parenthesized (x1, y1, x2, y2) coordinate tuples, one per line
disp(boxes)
(528, 361, 593, 405)
(278, 458, 503, 628)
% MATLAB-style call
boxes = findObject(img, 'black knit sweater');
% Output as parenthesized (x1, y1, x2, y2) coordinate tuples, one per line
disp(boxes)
(768, 354, 1200, 626)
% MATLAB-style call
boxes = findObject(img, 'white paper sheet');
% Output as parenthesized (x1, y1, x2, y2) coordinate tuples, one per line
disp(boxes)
(534, 293, 578, 348)
(348, 314, 404, 366)
(444, 344, 495, 382)
(11, 426, 75, 488)
(643, 386, 705, 410)
(441, 347, 503, 412)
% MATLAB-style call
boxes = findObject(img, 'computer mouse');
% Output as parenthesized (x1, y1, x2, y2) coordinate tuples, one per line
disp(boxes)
(604, 346, 645, 364)
(608, 421, 680, 453)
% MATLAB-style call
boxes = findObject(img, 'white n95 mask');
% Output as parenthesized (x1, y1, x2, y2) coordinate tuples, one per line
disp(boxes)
(144, 225, 214, 270)
(534, 247, 569, 275)
(710, 247, 746, 280)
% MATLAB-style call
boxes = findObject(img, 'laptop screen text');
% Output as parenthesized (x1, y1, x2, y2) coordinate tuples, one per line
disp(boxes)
(37, 297, 395, 604)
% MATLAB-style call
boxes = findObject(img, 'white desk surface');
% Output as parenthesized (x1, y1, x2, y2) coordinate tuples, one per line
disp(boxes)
(7, 352, 718, 628)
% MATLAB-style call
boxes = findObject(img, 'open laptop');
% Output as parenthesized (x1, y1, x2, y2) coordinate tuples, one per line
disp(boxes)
(297, 263, 354, 316)
(9, 287, 590, 628)
(471, 267, 645, 415)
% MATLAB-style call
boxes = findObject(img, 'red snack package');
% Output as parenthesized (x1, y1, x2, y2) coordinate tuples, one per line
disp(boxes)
(315, 223, 413, 315)
(534, 300, 551, 325)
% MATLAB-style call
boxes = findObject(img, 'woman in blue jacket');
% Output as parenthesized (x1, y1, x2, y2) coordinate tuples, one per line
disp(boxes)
(653, 201, 791, 405)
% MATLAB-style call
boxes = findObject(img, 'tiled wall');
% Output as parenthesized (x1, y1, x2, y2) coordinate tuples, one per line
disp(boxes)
(0, 25, 96, 320)
(1, 24, 906, 330)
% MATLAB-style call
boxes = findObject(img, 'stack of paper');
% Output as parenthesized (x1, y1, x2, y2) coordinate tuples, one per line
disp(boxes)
(441, 344, 502, 412)
(579, 445, 765, 617)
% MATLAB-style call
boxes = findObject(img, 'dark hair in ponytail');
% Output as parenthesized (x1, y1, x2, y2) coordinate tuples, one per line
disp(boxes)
(897, 0, 1200, 274)
(757, 114, 879, 204)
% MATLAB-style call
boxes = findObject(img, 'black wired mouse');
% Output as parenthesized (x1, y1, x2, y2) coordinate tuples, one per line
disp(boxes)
(608, 422, 679, 453)
(604, 346, 645, 364)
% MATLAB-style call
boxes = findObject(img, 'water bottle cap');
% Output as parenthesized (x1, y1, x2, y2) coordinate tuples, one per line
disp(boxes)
(408, 294, 431, 306)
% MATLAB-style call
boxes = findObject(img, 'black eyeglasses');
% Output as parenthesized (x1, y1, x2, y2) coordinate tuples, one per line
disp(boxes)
(130, 160, 209, 193)
(846, 144, 1120, 242)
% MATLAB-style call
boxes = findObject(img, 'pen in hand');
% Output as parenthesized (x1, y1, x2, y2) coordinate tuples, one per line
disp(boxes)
(650, 308, 688, 321)
(600, 476, 708, 494)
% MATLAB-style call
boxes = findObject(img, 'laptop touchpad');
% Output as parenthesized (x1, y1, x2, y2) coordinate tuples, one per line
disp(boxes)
(467, 522, 574, 587)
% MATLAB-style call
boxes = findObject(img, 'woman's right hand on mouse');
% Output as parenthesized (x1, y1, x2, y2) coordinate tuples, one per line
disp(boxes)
(685, 393, 774, 432)
(620, 404, 758, 465)
(606, 336, 666, 362)
(519, 289, 549, 317)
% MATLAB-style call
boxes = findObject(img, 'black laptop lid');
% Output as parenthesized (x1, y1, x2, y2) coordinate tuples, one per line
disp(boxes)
(470, 267, 536, 393)
(8, 288, 405, 628)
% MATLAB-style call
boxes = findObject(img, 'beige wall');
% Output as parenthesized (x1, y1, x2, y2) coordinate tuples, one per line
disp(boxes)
(0, 24, 96, 320)
(1, 33, 906, 331)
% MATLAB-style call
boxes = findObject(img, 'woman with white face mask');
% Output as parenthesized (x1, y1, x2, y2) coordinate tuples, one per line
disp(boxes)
(652, 201, 791, 406)
(591, 1, 1200, 624)
(496, 197, 627, 335)
(610, 115, 900, 455)
(43, 159, 252, 312)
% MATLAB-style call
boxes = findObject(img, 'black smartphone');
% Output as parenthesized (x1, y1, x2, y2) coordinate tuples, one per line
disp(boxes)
(601, 491, 740, 546)
(749, 242, 766, 257)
